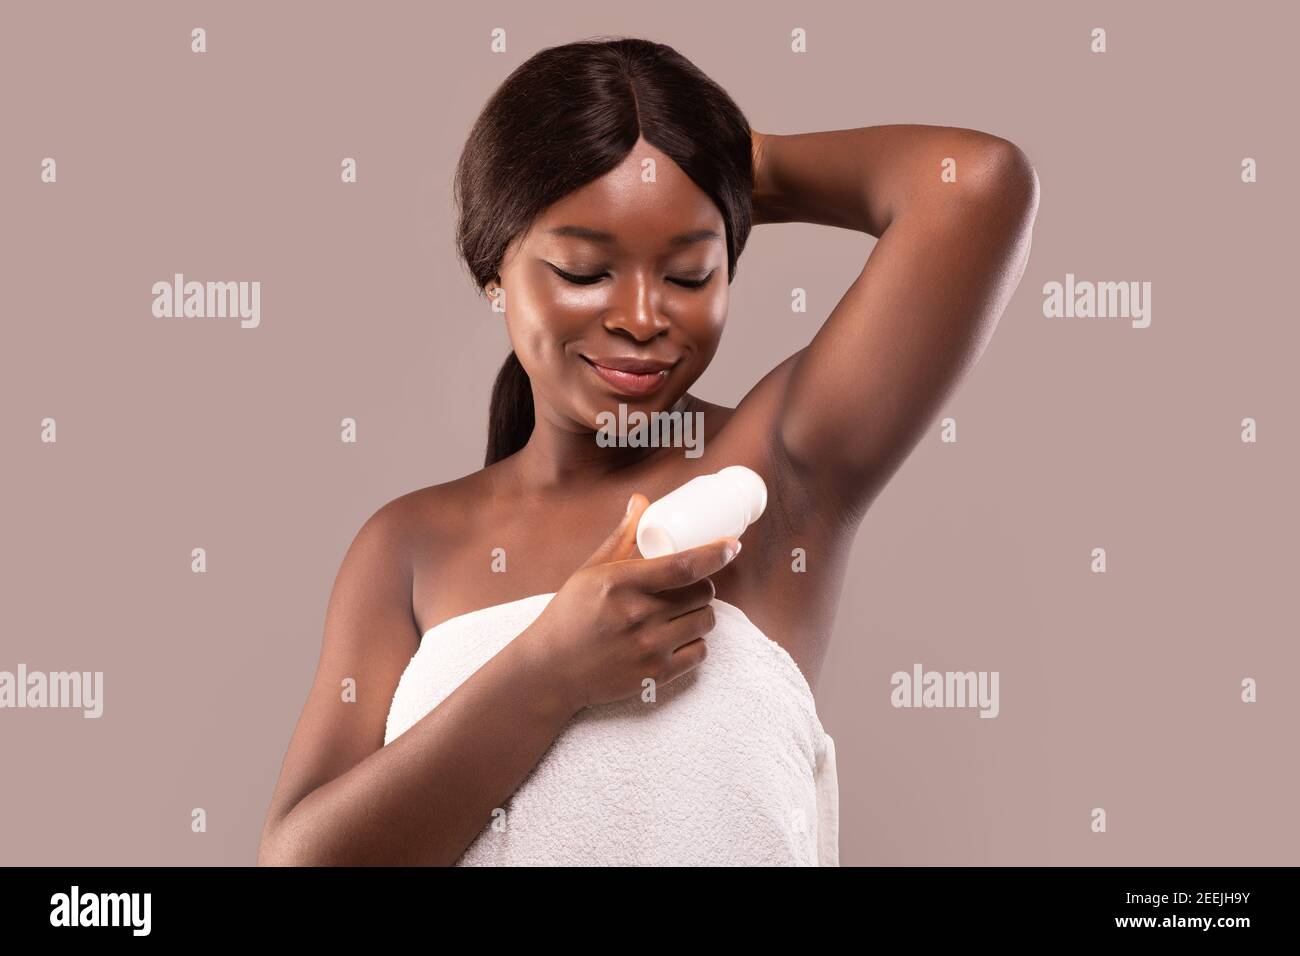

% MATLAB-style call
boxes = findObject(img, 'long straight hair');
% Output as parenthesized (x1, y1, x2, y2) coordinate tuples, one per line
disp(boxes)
(453, 36, 755, 466)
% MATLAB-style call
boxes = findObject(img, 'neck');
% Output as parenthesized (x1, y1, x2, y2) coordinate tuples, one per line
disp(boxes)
(508, 392, 697, 492)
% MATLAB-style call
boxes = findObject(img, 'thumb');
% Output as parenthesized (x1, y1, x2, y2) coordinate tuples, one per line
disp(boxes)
(581, 494, 649, 569)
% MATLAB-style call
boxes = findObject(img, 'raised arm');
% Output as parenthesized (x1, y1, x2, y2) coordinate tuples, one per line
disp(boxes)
(747, 124, 1039, 518)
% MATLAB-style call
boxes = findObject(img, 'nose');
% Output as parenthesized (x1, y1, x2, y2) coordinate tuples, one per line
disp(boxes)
(601, 271, 670, 342)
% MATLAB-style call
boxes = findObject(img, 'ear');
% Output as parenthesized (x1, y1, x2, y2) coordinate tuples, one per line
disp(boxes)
(485, 276, 506, 314)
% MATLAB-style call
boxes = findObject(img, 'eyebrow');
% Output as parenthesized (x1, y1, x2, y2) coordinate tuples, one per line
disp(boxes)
(546, 225, 722, 249)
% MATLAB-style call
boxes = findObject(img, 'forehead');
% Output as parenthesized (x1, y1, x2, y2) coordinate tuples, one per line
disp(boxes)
(530, 140, 724, 252)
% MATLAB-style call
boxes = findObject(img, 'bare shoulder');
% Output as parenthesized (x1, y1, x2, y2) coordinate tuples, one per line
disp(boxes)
(380, 464, 505, 563)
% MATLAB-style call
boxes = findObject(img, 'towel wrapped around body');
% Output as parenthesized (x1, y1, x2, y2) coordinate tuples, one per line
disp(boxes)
(384, 592, 839, 866)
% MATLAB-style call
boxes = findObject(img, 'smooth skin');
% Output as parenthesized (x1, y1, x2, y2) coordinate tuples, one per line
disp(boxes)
(258, 124, 1039, 865)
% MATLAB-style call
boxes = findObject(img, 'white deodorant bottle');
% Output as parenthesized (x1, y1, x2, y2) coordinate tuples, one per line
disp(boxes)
(636, 465, 768, 559)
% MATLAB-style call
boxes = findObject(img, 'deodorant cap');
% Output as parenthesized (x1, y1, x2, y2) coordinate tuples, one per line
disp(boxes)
(717, 465, 768, 525)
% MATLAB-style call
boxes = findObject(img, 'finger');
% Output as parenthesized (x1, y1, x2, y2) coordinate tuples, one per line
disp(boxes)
(579, 493, 649, 570)
(657, 577, 716, 620)
(658, 636, 709, 686)
(627, 536, 741, 593)
(664, 602, 717, 649)
(642, 602, 716, 661)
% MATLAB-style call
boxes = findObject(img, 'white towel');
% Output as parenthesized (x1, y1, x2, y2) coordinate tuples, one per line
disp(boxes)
(384, 593, 839, 866)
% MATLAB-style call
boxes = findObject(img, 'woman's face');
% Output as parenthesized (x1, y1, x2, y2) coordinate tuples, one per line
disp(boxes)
(492, 136, 730, 434)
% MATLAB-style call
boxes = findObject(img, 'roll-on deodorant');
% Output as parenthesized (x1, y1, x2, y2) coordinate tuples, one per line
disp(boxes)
(636, 465, 768, 559)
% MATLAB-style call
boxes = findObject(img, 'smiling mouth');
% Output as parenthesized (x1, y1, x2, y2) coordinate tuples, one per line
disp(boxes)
(580, 355, 675, 397)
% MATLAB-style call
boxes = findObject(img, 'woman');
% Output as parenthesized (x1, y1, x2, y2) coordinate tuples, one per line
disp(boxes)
(257, 37, 1038, 866)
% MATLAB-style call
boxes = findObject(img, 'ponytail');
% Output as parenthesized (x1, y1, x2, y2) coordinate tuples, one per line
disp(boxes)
(484, 351, 534, 465)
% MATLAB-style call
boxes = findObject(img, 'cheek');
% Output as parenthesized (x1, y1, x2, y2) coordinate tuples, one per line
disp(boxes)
(707, 283, 729, 330)
(504, 280, 586, 369)
(681, 285, 729, 360)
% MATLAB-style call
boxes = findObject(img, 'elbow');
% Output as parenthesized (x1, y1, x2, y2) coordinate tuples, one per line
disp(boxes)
(970, 138, 1040, 226)
(256, 826, 290, 867)
(256, 818, 313, 867)
(258, 835, 319, 868)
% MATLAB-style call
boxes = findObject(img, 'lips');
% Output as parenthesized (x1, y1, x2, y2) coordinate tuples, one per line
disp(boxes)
(581, 354, 676, 397)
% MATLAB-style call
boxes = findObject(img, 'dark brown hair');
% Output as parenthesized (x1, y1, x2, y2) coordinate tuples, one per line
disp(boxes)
(453, 36, 755, 466)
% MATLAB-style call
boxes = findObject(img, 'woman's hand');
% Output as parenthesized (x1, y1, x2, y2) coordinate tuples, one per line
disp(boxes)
(515, 494, 741, 714)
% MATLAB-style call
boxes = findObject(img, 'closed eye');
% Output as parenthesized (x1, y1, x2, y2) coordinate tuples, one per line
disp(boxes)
(549, 264, 716, 289)
(668, 270, 715, 289)
(550, 265, 608, 285)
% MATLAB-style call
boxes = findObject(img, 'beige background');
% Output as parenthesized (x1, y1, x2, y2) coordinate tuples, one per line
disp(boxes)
(2, 0, 1296, 866)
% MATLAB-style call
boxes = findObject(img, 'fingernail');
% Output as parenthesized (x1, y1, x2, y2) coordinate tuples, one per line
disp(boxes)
(726, 539, 742, 560)
(626, 495, 636, 516)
